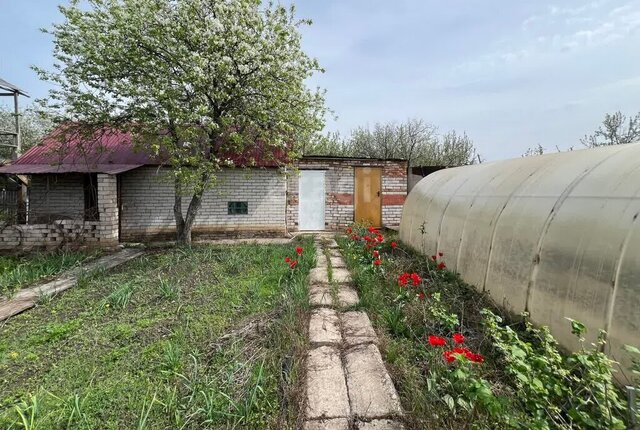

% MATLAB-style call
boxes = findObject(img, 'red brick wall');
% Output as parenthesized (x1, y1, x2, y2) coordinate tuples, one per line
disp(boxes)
(287, 157, 407, 231)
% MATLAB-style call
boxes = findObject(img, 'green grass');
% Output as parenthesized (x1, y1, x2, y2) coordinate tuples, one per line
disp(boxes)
(0, 250, 100, 297)
(0, 238, 314, 429)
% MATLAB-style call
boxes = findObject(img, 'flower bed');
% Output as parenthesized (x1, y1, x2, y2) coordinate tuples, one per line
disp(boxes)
(339, 225, 639, 429)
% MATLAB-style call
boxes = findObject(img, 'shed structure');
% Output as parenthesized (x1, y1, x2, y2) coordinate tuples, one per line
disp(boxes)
(0, 129, 406, 249)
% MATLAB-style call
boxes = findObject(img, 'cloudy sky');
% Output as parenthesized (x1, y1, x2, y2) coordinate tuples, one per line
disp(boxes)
(1, 0, 639, 160)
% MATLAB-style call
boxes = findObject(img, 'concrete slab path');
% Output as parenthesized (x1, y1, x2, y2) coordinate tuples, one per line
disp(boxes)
(304, 235, 404, 429)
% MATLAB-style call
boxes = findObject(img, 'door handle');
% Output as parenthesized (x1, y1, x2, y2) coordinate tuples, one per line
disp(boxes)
(377, 191, 381, 197)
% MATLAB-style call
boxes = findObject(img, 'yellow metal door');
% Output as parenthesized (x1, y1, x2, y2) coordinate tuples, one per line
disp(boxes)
(354, 167, 382, 227)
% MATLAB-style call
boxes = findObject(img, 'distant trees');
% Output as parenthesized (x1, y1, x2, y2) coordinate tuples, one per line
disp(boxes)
(581, 111, 640, 147)
(306, 118, 478, 167)
(522, 144, 545, 157)
(0, 106, 52, 160)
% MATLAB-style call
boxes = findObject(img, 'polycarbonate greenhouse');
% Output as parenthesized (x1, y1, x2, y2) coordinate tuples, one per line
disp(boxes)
(399, 143, 640, 383)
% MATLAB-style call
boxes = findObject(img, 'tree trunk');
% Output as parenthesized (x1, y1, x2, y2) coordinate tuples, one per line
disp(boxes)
(174, 178, 187, 244)
(174, 175, 208, 246)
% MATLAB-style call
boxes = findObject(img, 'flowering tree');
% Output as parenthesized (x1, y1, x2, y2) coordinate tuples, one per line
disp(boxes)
(35, 0, 327, 244)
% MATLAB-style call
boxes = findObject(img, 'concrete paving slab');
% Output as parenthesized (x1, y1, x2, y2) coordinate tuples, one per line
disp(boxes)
(328, 248, 342, 258)
(316, 254, 328, 267)
(332, 268, 352, 284)
(345, 344, 403, 418)
(325, 238, 339, 248)
(342, 311, 378, 346)
(310, 290, 334, 307)
(304, 418, 350, 430)
(356, 419, 405, 429)
(337, 286, 359, 307)
(309, 267, 330, 284)
(310, 308, 342, 345)
(306, 346, 350, 420)
(329, 256, 346, 268)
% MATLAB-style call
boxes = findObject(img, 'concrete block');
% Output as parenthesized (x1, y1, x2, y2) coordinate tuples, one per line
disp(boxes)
(309, 267, 330, 284)
(309, 308, 342, 345)
(337, 287, 359, 307)
(310, 290, 334, 307)
(306, 346, 350, 420)
(344, 344, 402, 418)
(342, 311, 377, 346)
(332, 268, 352, 284)
(356, 420, 405, 430)
(304, 418, 350, 430)
(330, 256, 346, 268)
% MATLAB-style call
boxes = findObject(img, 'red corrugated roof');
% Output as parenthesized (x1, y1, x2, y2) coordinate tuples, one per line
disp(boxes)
(0, 126, 288, 175)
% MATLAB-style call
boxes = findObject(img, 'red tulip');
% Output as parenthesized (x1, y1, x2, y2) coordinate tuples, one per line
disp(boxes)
(428, 335, 447, 347)
(373, 259, 382, 266)
(296, 246, 303, 255)
(452, 333, 465, 344)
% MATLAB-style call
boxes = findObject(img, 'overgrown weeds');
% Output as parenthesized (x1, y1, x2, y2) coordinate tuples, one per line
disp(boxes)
(0, 237, 313, 429)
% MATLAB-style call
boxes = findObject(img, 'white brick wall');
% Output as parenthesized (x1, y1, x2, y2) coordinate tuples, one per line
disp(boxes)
(119, 167, 286, 240)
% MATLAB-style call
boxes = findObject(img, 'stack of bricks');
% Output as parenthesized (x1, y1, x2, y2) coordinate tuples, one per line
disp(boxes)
(286, 157, 407, 232)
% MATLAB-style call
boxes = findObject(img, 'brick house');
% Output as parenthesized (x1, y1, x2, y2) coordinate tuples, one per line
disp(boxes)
(0, 130, 407, 250)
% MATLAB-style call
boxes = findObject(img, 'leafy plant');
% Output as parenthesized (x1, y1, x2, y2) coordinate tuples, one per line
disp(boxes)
(105, 283, 135, 310)
(158, 276, 180, 301)
(482, 310, 626, 429)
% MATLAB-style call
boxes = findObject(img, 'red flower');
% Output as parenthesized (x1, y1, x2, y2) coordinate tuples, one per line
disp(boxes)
(452, 333, 465, 344)
(351, 235, 360, 241)
(438, 252, 444, 257)
(373, 259, 382, 266)
(372, 250, 380, 258)
(417, 292, 426, 300)
(428, 335, 447, 347)
(410, 273, 422, 286)
(289, 260, 298, 269)
(364, 235, 372, 242)
(347, 227, 353, 234)
(296, 246, 303, 255)
(368, 226, 378, 233)
(398, 273, 409, 286)
(443, 350, 456, 363)
(431, 255, 437, 261)
(285, 256, 291, 263)
(469, 353, 485, 363)
(376, 234, 384, 242)
(437, 262, 446, 270)
(391, 242, 398, 249)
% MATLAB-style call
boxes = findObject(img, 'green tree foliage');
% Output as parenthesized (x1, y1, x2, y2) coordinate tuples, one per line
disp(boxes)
(306, 118, 478, 167)
(35, 0, 327, 244)
(581, 111, 640, 147)
(0, 106, 53, 160)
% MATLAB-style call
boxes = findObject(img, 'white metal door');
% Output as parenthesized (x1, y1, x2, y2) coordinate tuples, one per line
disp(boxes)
(298, 170, 325, 230)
